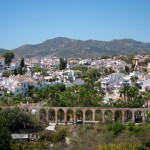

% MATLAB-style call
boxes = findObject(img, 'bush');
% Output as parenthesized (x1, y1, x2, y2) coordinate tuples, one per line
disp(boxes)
(98, 143, 139, 150)
(57, 83, 66, 92)
(2, 70, 13, 77)
(39, 129, 67, 143)
(128, 122, 135, 132)
(0, 107, 33, 131)
(107, 122, 125, 136)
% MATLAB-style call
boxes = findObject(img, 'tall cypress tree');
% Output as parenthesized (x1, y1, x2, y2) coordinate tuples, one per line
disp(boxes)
(20, 58, 25, 68)
(59, 58, 67, 70)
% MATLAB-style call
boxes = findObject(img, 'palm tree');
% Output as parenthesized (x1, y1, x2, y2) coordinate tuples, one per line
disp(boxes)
(12, 94, 24, 106)
(130, 76, 138, 86)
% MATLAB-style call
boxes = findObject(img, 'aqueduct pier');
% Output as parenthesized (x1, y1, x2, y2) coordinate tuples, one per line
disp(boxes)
(1, 105, 150, 124)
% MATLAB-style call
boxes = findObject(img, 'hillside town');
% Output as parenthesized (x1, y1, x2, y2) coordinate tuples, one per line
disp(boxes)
(1, 53, 150, 106)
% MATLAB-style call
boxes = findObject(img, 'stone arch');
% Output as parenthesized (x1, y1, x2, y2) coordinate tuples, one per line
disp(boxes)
(124, 110, 132, 122)
(39, 108, 46, 122)
(67, 109, 74, 123)
(85, 110, 93, 121)
(135, 110, 142, 123)
(48, 109, 55, 122)
(76, 109, 83, 121)
(95, 110, 102, 122)
(57, 109, 65, 123)
(114, 110, 122, 122)
(104, 110, 112, 124)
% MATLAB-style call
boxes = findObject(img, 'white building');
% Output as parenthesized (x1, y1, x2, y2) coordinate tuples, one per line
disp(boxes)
(101, 73, 123, 91)
(9, 61, 20, 70)
(0, 75, 38, 96)
(0, 57, 5, 75)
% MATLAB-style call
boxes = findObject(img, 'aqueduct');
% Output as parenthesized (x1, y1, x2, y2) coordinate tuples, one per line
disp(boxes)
(1, 105, 150, 124)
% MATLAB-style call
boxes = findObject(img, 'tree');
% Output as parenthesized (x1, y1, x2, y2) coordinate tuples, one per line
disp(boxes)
(0, 115, 12, 150)
(87, 68, 100, 81)
(3, 51, 14, 65)
(101, 56, 111, 59)
(120, 55, 134, 64)
(144, 58, 150, 66)
(2, 70, 13, 77)
(13, 68, 18, 76)
(41, 69, 48, 77)
(12, 94, 24, 105)
(125, 65, 130, 74)
(20, 58, 25, 68)
(59, 58, 67, 70)
(130, 76, 138, 86)
(39, 129, 67, 143)
(1, 107, 33, 131)
(18, 67, 23, 75)
(33, 66, 42, 73)
(57, 83, 66, 92)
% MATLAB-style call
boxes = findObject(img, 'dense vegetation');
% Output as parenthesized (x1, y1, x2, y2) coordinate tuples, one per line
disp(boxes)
(1, 108, 150, 150)
(0, 82, 149, 108)
(56, 123, 150, 150)
(8, 122, 150, 150)
(0, 108, 67, 149)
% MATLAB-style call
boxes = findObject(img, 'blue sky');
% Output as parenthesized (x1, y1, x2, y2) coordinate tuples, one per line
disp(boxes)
(0, 0, 150, 49)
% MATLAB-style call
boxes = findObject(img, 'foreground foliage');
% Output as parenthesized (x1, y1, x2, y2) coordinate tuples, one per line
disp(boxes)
(0, 107, 36, 132)
(0, 115, 12, 150)
(98, 144, 139, 150)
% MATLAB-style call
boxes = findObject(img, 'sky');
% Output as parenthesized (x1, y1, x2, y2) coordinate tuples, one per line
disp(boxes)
(0, 0, 150, 49)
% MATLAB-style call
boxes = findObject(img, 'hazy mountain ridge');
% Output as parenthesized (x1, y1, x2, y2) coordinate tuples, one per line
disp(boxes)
(0, 49, 9, 55)
(1, 37, 150, 58)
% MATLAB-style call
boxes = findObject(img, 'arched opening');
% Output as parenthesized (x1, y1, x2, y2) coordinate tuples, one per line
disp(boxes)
(85, 110, 93, 121)
(25, 108, 29, 112)
(104, 110, 112, 124)
(95, 110, 102, 122)
(114, 110, 122, 122)
(76, 109, 83, 121)
(124, 110, 132, 122)
(39, 109, 46, 122)
(57, 109, 64, 123)
(145, 111, 150, 123)
(48, 109, 55, 123)
(135, 110, 142, 123)
(30, 108, 38, 115)
(67, 109, 74, 123)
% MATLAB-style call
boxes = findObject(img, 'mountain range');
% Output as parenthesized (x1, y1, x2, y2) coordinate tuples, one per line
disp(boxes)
(1, 37, 150, 58)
